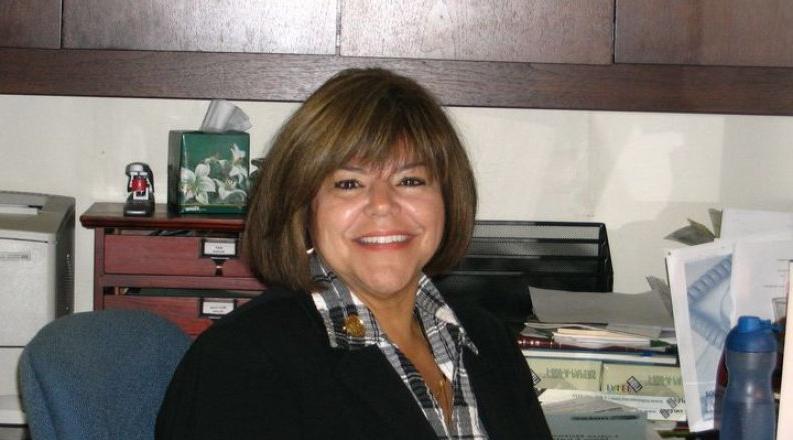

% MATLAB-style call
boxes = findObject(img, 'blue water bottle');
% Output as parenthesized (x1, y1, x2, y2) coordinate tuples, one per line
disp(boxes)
(720, 316, 777, 440)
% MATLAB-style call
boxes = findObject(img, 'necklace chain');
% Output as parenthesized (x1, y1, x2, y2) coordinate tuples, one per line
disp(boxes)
(433, 369, 452, 424)
(415, 316, 452, 424)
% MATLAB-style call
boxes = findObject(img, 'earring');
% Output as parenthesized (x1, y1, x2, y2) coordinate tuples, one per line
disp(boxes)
(306, 247, 314, 255)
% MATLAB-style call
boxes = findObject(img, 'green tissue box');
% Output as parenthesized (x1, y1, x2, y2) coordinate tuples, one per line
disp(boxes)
(168, 131, 250, 214)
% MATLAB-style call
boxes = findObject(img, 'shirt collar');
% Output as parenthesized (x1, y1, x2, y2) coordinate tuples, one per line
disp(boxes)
(309, 254, 477, 354)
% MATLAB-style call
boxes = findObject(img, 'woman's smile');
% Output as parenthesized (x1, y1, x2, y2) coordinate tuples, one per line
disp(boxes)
(356, 233, 412, 246)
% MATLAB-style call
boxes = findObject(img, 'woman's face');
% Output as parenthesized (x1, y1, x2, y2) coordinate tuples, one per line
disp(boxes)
(309, 158, 445, 306)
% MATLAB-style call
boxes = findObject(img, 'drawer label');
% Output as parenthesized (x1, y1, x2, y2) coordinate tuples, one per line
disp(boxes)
(202, 239, 237, 257)
(201, 298, 236, 317)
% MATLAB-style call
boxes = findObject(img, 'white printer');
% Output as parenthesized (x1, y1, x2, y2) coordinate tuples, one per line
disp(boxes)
(0, 191, 75, 425)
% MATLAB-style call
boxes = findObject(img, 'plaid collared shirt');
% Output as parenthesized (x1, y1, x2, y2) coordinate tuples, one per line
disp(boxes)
(310, 256, 488, 439)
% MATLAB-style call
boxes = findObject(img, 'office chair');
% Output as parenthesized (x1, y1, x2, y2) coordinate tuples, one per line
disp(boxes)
(19, 310, 191, 440)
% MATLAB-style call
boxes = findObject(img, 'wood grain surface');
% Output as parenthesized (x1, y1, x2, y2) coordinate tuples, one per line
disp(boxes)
(616, 0, 793, 67)
(63, 0, 337, 54)
(103, 235, 257, 278)
(342, 0, 613, 64)
(4, 48, 793, 115)
(79, 203, 246, 232)
(0, 0, 61, 49)
(103, 295, 253, 338)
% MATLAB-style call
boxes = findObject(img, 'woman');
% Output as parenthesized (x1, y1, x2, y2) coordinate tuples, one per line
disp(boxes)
(156, 68, 551, 439)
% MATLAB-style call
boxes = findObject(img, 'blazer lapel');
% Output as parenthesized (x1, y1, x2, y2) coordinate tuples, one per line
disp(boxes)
(332, 346, 438, 440)
(464, 346, 522, 439)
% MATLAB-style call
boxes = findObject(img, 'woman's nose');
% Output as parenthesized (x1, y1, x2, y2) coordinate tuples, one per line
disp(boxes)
(364, 181, 398, 216)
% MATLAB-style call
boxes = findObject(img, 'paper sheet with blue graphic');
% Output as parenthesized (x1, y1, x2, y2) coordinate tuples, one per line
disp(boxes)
(668, 209, 793, 431)
(667, 242, 734, 432)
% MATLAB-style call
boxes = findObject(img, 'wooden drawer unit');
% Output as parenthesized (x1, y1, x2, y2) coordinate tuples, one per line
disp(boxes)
(81, 202, 265, 336)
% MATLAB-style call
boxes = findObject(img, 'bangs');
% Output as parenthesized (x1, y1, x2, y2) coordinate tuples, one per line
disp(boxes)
(322, 97, 448, 182)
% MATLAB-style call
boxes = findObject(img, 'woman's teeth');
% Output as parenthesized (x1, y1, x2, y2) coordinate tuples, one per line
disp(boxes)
(358, 235, 409, 244)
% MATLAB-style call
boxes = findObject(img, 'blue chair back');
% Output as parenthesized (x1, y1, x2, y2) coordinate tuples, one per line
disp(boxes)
(19, 310, 191, 440)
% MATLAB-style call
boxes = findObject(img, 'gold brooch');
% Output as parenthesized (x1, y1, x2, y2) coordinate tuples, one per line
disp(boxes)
(343, 314, 366, 338)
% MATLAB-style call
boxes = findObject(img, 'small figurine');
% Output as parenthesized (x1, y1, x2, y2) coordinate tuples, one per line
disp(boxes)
(124, 162, 155, 216)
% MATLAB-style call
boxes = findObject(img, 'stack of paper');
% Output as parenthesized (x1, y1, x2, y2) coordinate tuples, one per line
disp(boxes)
(552, 328, 652, 349)
(523, 283, 683, 424)
(528, 284, 675, 329)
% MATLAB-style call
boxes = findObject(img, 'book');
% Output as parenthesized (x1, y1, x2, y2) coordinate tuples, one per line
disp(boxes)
(600, 363, 683, 398)
(521, 348, 679, 366)
(525, 357, 602, 391)
(517, 334, 676, 354)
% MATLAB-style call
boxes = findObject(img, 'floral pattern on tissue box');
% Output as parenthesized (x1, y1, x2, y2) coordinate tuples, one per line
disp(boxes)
(168, 131, 250, 214)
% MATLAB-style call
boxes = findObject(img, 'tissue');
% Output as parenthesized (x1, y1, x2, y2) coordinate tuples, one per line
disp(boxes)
(200, 100, 252, 133)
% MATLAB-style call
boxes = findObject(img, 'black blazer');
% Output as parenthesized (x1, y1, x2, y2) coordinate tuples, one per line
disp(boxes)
(156, 287, 552, 439)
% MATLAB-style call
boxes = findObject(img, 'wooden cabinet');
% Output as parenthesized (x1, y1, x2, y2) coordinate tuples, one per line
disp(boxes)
(80, 203, 265, 337)
(616, 0, 793, 67)
(341, 0, 614, 64)
(0, 0, 61, 49)
(62, 0, 337, 54)
(3, 1, 793, 114)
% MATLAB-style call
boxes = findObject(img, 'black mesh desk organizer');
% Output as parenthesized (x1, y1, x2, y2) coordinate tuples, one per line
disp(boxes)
(432, 220, 613, 333)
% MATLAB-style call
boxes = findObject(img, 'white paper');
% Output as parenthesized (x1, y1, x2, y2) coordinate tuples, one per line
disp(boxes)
(542, 396, 629, 414)
(552, 328, 651, 349)
(605, 324, 662, 339)
(667, 241, 735, 432)
(529, 287, 674, 328)
(730, 238, 793, 321)
(777, 262, 793, 440)
(538, 389, 687, 421)
(721, 208, 793, 239)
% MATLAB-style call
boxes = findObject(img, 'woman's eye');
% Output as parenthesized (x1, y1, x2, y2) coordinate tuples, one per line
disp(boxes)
(399, 177, 426, 187)
(333, 179, 361, 190)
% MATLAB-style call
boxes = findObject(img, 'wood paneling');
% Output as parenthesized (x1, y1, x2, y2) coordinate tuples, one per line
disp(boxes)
(0, 0, 61, 49)
(3, 49, 793, 116)
(63, 0, 337, 54)
(616, 0, 793, 67)
(341, 0, 613, 64)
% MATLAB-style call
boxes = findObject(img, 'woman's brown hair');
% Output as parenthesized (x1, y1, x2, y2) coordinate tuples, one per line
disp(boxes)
(244, 68, 477, 292)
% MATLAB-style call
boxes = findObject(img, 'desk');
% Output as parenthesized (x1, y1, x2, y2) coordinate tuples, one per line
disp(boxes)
(80, 202, 265, 337)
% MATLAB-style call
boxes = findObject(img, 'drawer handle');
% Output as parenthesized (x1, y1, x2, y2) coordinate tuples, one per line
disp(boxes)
(202, 238, 238, 277)
(211, 258, 225, 276)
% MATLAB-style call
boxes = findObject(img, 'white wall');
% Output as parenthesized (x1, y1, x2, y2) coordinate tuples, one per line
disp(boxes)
(1, 94, 793, 312)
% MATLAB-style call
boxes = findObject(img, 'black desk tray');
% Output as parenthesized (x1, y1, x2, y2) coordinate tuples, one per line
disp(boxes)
(433, 220, 613, 333)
